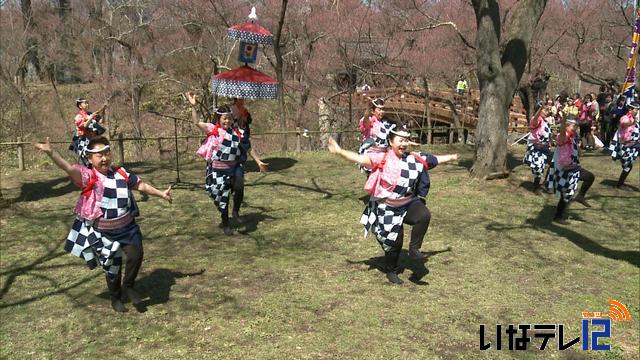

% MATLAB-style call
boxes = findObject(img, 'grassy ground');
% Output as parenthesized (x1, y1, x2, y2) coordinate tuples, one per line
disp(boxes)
(1, 144, 638, 359)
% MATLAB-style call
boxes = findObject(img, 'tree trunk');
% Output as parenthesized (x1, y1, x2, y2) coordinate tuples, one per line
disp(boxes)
(89, 0, 104, 78)
(470, 0, 547, 179)
(318, 97, 334, 148)
(132, 84, 145, 159)
(20, 0, 41, 83)
(273, 0, 289, 152)
(57, 0, 80, 83)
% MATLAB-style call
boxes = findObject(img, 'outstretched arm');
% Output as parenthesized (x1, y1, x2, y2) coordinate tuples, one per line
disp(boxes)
(33, 138, 82, 185)
(249, 148, 268, 172)
(434, 154, 459, 164)
(186, 92, 210, 134)
(327, 137, 373, 169)
(557, 117, 568, 144)
(135, 182, 173, 203)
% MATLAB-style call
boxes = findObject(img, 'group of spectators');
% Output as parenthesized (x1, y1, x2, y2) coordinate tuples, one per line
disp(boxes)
(540, 85, 631, 150)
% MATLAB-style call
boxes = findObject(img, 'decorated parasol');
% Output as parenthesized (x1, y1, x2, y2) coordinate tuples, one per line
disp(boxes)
(212, 7, 278, 100)
(212, 65, 278, 100)
(227, 7, 273, 45)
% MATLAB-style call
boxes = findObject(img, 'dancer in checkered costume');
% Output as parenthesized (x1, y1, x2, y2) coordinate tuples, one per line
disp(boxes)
(189, 93, 250, 236)
(523, 107, 552, 194)
(69, 98, 105, 167)
(608, 102, 639, 189)
(34, 136, 173, 312)
(358, 99, 395, 173)
(545, 117, 595, 224)
(328, 126, 459, 284)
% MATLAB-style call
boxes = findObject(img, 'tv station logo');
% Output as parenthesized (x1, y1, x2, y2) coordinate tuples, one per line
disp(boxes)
(479, 300, 631, 351)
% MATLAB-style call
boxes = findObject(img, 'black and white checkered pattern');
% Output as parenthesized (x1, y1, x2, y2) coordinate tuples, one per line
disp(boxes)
(65, 217, 123, 279)
(358, 121, 398, 174)
(204, 163, 232, 211)
(227, 28, 274, 45)
(211, 78, 278, 100)
(358, 120, 395, 155)
(523, 143, 549, 177)
(359, 152, 429, 250)
(212, 128, 244, 162)
(360, 200, 410, 252)
(381, 153, 425, 199)
(545, 137, 581, 202)
(609, 124, 640, 172)
(100, 168, 135, 219)
(374, 121, 395, 147)
(523, 121, 551, 176)
(70, 135, 91, 167)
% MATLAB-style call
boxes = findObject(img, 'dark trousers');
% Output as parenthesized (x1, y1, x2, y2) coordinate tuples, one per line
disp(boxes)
(554, 168, 595, 219)
(607, 122, 619, 147)
(385, 200, 432, 271)
(600, 120, 611, 146)
(618, 166, 632, 186)
(106, 243, 143, 299)
(221, 174, 245, 226)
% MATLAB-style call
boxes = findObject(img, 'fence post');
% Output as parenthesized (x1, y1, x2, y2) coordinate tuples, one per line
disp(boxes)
(296, 127, 301, 153)
(117, 133, 125, 165)
(17, 137, 25, 171)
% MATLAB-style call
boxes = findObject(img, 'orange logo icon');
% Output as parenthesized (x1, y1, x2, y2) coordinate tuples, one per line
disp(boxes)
(607, 300, 631, 321)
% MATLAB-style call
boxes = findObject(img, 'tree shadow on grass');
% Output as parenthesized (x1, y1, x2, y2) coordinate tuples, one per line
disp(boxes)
(8, 176, 76, 203)
(0, 271, 100, 309)
(457, 152, 523, 172)
(0, 244, 71, 302)
(243, 157, 298, 172)
(346, 247, 451, 285)
(247, 177, 334, 198)
(487, 205, 640, 267)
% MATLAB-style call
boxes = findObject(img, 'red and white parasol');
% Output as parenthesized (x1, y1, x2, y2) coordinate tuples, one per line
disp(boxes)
(227, 7, 273, 45)
(211, 65, 278, 100)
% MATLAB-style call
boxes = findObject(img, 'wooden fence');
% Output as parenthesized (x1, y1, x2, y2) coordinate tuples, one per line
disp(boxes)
(0, 125, 474, 172)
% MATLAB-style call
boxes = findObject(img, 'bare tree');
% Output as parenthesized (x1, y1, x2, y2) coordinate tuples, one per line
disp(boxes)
(273, 0, 289, 151)
(470, 0, 547, 179)
(19, 0, 41, 83)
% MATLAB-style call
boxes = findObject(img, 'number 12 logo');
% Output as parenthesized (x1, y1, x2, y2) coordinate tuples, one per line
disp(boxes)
(582, 318, 611, 351)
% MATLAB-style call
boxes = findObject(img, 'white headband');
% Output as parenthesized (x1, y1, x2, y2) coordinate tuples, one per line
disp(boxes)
(390, 129, 411, 138)
(85, 144, 110, 153)
(372, 99, 385, 108)
(216, 108, 232, 115)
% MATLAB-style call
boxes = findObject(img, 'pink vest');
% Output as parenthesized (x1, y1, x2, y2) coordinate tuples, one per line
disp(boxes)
(196, 124, 223, 160)
(359, 115, 382, 141)
(556, 132, 576, 168)
(73, 165, 105, 220)
(618, 114, 637, 143)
